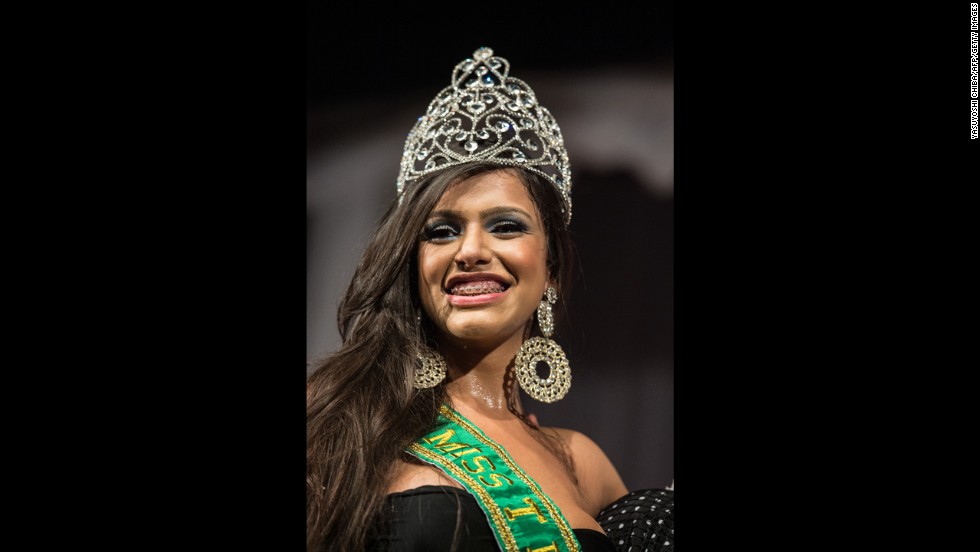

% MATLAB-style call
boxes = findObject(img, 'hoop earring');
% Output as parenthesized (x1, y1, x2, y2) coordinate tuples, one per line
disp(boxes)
(414, 344, 447, 389)
(515, 286, 571, 403)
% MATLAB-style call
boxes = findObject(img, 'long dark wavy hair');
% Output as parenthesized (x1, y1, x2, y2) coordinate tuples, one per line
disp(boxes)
(306, 162, 576, 551)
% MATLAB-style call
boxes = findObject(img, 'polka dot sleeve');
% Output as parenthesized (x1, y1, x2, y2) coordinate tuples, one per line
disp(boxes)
(597, 488, 674, 552)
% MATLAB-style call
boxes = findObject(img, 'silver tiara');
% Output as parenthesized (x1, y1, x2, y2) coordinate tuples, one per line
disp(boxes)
(396, 47, 573, 224)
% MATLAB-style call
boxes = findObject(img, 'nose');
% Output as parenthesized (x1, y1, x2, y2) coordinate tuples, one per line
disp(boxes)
(454, 226, 491, 269)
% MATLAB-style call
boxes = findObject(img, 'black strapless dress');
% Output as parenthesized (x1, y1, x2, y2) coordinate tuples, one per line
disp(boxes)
(368, 485, 673, 552)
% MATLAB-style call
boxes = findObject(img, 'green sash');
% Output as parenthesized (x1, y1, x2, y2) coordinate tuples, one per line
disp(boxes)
(407, 405, 581, 552)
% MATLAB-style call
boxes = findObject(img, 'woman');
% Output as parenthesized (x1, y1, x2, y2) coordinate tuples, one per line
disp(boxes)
(307, 47, 673, 552)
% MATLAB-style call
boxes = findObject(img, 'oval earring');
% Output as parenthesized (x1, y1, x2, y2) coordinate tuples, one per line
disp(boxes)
(514, 285, 571, 403)
(413, 311, 446, 389)
(414, 345, 447, 389)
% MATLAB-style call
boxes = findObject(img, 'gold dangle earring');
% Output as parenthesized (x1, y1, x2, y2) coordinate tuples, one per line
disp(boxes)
(413, 313, 446, 389)
(515, 285, 571, 403)
(414, 345, 447, 389)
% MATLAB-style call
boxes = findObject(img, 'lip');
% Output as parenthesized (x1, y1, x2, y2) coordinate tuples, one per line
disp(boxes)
(447, 290, 507, 307)
(444, 272, 511, 308)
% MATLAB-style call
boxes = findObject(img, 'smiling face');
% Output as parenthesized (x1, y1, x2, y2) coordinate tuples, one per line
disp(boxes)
(417, 169, 551, 351)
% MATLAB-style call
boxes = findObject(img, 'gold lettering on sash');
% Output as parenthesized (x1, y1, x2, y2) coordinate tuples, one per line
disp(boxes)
(478, 473, 514, 487)
(424, 428, 455, 445)
(462, 456, 496, 474)
(434, 442, 481, 457)
(525, 543, 558, 552)
(425, 429, 480, 457)
(504, 497, 548, 523)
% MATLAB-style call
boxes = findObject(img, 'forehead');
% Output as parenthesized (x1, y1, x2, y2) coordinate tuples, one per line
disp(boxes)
(433, 170, 538, 216)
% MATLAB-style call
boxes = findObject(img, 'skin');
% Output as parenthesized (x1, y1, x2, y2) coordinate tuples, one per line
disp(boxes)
(388, 169, 628, 534)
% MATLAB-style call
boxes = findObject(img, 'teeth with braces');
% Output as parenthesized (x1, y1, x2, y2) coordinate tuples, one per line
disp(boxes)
(451, 281, 505, 295)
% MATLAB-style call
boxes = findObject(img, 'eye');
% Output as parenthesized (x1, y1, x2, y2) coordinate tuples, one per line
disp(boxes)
(423, 222, 459, 242)
(489, 219, 528, 236)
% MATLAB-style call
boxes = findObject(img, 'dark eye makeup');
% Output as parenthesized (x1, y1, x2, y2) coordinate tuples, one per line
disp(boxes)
(422, 211, 531, 242)
(488, 218, 528, 234)
(422, 221, 460, 242)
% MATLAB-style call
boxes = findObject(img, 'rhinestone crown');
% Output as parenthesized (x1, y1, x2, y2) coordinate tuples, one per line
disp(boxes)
(396, 47, 573, 224)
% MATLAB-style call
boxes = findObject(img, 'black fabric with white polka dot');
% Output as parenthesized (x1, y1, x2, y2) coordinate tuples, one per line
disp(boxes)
(598, 488, 674, 552)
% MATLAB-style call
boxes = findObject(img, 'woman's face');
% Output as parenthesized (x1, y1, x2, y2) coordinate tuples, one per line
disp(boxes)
(418, 170, 550, 350)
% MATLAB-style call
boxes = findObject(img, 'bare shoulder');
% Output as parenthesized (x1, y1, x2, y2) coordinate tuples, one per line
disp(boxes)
(385, 458, 464, 494)
(544, 427, 629, 511)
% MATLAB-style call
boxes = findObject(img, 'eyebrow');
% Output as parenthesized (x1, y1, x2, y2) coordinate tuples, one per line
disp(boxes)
(428, 206, 534, 220)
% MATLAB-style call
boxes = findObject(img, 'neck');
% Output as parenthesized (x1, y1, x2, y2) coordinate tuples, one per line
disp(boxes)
(439, 330, 526, 420)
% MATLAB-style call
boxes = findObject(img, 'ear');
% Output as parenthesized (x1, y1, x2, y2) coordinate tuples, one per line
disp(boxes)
(546, 270, 556, 290)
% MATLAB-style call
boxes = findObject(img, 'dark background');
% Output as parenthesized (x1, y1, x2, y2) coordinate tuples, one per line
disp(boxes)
(307, 3, 676, 492)
(307, 4, 673, 110)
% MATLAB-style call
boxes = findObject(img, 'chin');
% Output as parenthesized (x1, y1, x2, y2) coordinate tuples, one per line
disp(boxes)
(441, 315, 523, 346)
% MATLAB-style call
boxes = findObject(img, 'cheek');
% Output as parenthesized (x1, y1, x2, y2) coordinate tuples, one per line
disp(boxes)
(417, 245, 448, 301)
(506, 240, 549, 279)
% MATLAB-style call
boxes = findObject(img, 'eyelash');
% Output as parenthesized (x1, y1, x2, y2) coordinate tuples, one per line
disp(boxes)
(423, 223, 459, 242)
(489, 219, 527, 234)
(423, 219, 528, 242)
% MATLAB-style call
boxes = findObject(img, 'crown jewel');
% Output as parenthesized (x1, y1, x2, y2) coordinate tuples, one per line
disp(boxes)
(396, 47, 573, 224)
